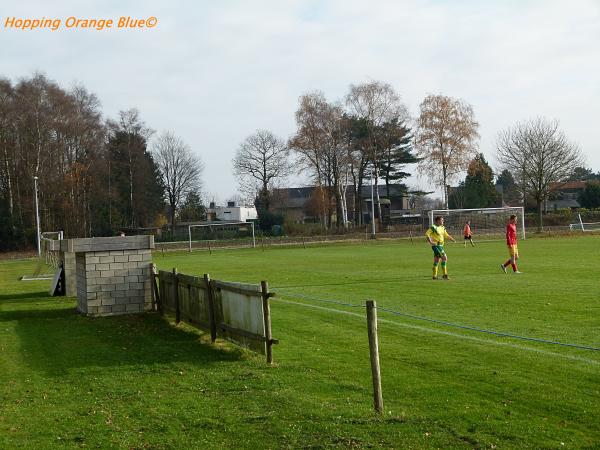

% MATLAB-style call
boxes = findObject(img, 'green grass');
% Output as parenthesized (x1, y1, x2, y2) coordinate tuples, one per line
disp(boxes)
(1, 235, 599, 449)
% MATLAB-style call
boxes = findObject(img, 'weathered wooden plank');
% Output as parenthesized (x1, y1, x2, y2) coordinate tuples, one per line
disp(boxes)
(158, 271, 176, 281)
(213, 280, 261, 297)
(178, 273, 208, 289)
(173, 268, 180, 324)
(205, 274, 217, 342)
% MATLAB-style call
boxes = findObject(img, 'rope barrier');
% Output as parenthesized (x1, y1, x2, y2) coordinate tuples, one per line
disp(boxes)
(375, 306, 600, 352)
(275, 291, 363, 308)
(274, 290, 600, 352)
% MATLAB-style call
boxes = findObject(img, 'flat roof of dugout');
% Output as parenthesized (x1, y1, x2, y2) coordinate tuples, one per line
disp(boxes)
(49, 235, 155, 253)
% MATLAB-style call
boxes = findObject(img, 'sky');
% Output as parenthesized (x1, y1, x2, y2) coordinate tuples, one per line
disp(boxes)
(2, 0, 599, 204)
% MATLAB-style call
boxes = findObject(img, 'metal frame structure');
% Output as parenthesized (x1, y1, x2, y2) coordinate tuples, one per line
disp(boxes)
(188, 222, 256, 252)
(569, 214, 600, 232)
(428, 206, 526, 240)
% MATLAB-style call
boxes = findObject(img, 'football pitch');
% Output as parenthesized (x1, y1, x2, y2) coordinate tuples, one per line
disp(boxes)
(156, 234, 600, 446)
(1, 234, 598, 448)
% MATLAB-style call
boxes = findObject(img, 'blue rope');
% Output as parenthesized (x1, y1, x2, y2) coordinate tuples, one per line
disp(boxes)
(277, 292, 363, 308)
(275, 291, 600, 352)
(376, 306, 600, 352)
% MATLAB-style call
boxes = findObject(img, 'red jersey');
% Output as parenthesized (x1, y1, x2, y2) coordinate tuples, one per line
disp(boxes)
(506, 223, 517, 245)
(463, 224, 471, 236)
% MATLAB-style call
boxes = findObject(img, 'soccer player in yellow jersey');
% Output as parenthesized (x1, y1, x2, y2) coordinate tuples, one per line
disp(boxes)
(425, 216, 456, 280)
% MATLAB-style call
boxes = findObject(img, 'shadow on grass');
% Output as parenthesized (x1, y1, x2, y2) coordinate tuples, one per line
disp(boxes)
(0, 291, 51, 302)
(1, 295, 243, 377)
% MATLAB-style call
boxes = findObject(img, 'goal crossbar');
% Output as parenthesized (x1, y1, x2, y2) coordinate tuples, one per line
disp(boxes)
(188, 222, 256, 252)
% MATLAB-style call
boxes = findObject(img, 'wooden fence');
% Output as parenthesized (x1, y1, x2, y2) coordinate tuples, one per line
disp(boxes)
(150, 264, 277, 363)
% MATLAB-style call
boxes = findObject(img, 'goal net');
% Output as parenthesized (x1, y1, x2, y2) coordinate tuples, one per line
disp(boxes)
(188, 222, 256, 252)
(428, 207, 525, 240)
(22, 231, 64, 280)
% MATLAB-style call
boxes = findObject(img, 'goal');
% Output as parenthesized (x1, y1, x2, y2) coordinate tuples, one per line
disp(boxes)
(188, 222, 256, 252)
(22, 231, 64, 281)
(428, 207, 525, 240)
(569, 214, 600, 232)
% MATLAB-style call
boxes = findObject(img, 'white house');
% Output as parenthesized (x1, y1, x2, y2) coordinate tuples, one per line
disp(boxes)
(207, 201, 258, 222)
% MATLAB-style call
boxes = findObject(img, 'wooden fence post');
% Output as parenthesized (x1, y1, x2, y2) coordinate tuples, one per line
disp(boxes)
(173, 268, 180, 324)
(150, 263, 160, 312)
(366, 300, 383, 414)
(204, 273, 217, 343)
(261, 280, 273, 364)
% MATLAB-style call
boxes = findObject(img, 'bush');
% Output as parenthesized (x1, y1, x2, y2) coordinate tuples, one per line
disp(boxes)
(256, 209, 284, 235)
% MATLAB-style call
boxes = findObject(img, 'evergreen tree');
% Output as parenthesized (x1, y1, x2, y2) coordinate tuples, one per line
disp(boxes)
(103, 130, 164, 231)
(462, 154, 496, 208)
(568, 166, 596, 181)
(578, 182, 600, 209)
(495, 169, 520, 205)
(376, 118, 419, 197)
(178, 191, 206, 222)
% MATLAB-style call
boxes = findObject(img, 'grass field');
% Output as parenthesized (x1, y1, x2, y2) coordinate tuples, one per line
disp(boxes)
(1, 234, 599, 449)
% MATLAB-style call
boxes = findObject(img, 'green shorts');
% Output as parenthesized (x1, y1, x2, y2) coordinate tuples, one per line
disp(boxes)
(431, 245, 445, 258)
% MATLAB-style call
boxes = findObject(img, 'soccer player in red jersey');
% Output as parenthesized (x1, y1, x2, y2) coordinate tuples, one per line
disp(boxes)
(463, 220, 475, 247)
(500, 215, 522, 273)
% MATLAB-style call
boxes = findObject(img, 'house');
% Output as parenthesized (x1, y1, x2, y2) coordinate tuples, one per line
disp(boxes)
(347, 184, 411, 223)
(546, 181, 586, 210)
(271, 184, 411, 224)
(206, 201, 258, 222)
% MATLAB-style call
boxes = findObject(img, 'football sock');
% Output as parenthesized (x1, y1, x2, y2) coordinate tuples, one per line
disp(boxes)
(511, 263, 518, 272)
(503, 260, 510, 267)
(433, 262, 438, 277)
(441, 262, 447, 275)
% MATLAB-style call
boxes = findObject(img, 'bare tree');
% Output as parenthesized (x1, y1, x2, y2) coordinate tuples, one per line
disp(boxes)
(233, 129, 290, 212)
(496, 118, 583, 230)
(153, 131, 203, 231)
(415, 94, 479, 208)
(345, 81, 410, 221)
(289, 92, 351, 228)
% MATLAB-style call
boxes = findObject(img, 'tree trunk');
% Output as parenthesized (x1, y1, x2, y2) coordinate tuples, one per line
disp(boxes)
(442, 166, 449, 209)
(170, 200, 176, 233)
(356, 179, 363, 226)
(374, 168, 382, 225)
(3, 145, 15, 233)
(537, 200, 543, 232)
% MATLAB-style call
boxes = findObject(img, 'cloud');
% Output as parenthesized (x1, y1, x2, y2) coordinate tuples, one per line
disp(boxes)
(1, 0, 599, 201)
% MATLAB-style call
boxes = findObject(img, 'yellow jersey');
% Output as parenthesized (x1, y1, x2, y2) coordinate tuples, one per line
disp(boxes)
(425, 224, 450, 245)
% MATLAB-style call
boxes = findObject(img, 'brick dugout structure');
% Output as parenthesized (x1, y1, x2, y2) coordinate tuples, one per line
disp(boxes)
(53, 235, 154, 316)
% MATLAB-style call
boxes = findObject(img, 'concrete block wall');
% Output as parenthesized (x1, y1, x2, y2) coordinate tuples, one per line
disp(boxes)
(76, 249, 153, 316)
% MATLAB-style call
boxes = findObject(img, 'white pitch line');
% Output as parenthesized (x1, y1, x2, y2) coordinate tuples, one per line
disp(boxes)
(277, 299, 600, 366)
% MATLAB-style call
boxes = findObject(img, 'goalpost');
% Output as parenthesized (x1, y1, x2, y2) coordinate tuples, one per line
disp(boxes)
(188, 222, 256, 252)
(569, 214, 600, 232)
(428, 207, 526, 240)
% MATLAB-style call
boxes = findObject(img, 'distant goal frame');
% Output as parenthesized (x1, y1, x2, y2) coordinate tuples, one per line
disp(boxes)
(569, 214, 600, 232)
(428, 206, 526, 240)
(188, 222, 256, 252)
